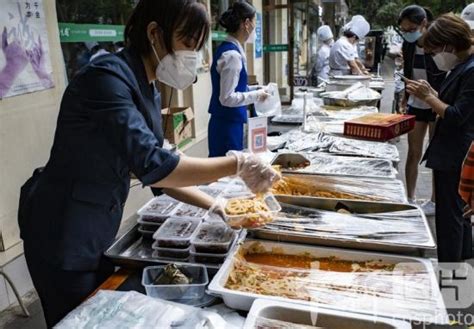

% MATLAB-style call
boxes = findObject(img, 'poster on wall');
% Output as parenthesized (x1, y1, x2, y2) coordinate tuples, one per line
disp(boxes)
(255, 12, 262, 59)
(0, 0, 54, 99)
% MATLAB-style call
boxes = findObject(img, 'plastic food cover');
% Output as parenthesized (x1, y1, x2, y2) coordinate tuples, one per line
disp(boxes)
(297, 153, 397, 178)
(55, 290, 231, 329)
(266, 203, 431, 245)
(272, 174, 407, 203)
(281, 131, 399, 162)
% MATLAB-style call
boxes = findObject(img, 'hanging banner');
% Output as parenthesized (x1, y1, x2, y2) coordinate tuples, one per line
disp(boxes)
(58, 23, 125, 43)
(0, 0, 54, 99)
(255, 12, 263, 58)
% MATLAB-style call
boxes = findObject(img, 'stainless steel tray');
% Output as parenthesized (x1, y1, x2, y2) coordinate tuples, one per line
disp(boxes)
(251, 196, 435, 255)
(104, 224, 244, 270)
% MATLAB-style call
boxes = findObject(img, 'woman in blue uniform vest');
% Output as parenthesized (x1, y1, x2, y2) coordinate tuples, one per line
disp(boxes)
(18, 1, 278, 326)
(208, 1, 269, 157)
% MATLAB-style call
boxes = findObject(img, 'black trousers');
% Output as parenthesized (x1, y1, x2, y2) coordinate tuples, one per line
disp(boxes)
(434, 170, 472, 262)
(24, 245, 114, 328)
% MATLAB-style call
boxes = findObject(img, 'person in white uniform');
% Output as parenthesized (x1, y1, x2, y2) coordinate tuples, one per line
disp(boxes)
(329, 16, 370, 76)
(461, 3, 474, 30)
(312, 25, 334, 84)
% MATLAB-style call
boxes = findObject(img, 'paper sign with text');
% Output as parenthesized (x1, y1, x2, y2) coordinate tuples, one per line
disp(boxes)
(248, 116, 267, 153)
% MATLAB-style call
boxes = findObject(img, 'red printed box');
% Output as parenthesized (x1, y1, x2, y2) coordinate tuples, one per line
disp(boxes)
(344, 113, 416, 141)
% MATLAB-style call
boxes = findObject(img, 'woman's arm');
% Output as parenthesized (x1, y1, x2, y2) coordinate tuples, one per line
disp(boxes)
(163, 186, 215, 209)
(152, 156, 236, 188)
(217, 51, 267, 107)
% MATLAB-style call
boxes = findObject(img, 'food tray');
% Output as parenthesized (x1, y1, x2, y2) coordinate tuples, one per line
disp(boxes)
(142, 264, 208, 300)
(191, 223, 236, 254)
(190, 247, 229, 264)
(153, 217, 201, 248)
(271, 114, 304, 125)
(152, 242, 191, 259)
(137, 196, 181, 219)
(322, 97, 379, 108)
(272, 173, 407, 204)
(198, 185, 225, 198)
(138, 227, 157, 239)
(137, 217, 164, 227)
(244, 299, 411, 329)
(251, 196, 435, 255)
(208, 239, 448, 325)
(105, 224, 246, 270)
(271, 152, 397, 179)
(224, 194, 282, 226)
(174, 203, 208, 220)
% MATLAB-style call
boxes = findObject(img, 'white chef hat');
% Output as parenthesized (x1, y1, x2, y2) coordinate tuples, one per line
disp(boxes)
(317, 25, 333, 41)
(461, 3, 474, 30)
(347, 15, 370, 39)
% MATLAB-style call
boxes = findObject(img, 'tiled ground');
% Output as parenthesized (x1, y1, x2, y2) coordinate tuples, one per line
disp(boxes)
(1, 59, 472, 329)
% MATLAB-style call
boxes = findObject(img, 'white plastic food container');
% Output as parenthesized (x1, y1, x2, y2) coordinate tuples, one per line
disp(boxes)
(142, 264, 208, 300)
(208, 239, 448, 325)
(223, 194, 281, 227)
(244, 299, 412, 329)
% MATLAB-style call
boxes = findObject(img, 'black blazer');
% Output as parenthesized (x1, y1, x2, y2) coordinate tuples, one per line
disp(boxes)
(423, 55, 474, 172)
(18, 48, 179, 271)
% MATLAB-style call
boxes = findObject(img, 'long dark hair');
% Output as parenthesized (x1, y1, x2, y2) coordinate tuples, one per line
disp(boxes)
(219, 1, 256, 33)
(125, 0, 210, 55)
(398, 5, 434, 25)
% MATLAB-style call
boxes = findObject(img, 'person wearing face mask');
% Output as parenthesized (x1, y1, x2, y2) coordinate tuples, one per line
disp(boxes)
(398, 5, 446, 216)
(405, 13, 474, 263)
(208, 1, 270, 157)
(311, 25, 334, 84)
(17, 1, 279, 326)
(329, 15, 371, 76)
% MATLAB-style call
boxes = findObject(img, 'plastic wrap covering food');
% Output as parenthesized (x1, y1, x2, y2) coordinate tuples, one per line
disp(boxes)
(225, 241, 445, 324)
(264, 203, 431, 245)
(55, 290, 231, 329)
(271, 174, 407, 203)
(281, 131, 400, 162)
(293, 153, 397, 178)
(328, 136, 399, 161)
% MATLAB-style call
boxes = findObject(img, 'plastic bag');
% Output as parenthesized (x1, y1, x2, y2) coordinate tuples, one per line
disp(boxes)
(255, 83, 281, 117)
(55, 290, 232, 329)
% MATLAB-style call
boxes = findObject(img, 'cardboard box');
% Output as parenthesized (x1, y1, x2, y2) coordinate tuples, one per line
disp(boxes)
(248, 75, 258, 85)
(344, 113, 415, 141)
(161, 107, 195, 149)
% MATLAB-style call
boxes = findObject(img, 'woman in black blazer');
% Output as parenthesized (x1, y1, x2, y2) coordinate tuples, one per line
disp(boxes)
(18, 1, 279, 326)
(407, 14, 474, 263)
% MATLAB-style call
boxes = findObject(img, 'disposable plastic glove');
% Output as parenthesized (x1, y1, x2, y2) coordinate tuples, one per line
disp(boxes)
(227, 150, 281, 194)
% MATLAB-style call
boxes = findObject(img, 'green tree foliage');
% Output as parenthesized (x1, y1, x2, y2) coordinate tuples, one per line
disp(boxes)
(56, 0, 136, 25)
(346, 0, 468, 28)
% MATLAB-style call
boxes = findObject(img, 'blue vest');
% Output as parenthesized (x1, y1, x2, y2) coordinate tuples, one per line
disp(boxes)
(209, 41, 248, 123)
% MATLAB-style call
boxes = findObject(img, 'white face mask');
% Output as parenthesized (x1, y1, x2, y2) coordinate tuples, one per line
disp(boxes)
(151, 42, 198, 90)
(246, 22, 256, 44)
(432, 48, 459, 72)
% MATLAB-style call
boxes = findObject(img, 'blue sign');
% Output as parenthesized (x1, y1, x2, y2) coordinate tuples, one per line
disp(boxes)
(255, 12, 263, 58)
